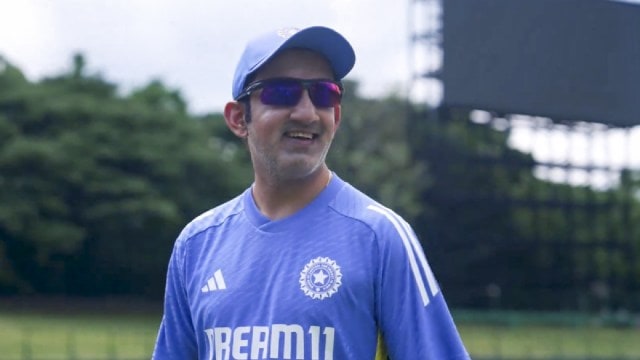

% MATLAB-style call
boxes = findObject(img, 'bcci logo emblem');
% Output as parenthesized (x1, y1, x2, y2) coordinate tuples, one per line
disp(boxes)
(276, 27, 299, 39)
(299, 257, 342, 300)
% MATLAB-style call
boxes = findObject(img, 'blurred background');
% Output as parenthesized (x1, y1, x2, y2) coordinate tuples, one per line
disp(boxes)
(1, 0, 639, 359)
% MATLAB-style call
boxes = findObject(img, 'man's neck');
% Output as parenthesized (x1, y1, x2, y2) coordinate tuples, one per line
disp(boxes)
(252, 169, 332, 220)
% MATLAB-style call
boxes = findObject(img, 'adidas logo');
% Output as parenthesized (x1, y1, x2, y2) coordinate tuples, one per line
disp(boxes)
(201, 269, 226, 293)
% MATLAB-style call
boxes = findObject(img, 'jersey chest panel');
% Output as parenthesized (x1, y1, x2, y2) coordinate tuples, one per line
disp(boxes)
(186, 220, 380, 359)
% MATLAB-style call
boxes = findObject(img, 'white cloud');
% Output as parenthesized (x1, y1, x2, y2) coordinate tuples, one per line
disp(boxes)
(0, 0, 408, 114)
(0, 2, 61, 74)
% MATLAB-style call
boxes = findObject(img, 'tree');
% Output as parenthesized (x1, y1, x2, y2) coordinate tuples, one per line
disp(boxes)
(0, 54, 247, 296)
(328, 80, 427, 221)
(407, 107, 640, 311)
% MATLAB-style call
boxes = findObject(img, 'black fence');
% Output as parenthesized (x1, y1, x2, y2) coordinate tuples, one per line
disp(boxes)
(408, 107, 640, 314)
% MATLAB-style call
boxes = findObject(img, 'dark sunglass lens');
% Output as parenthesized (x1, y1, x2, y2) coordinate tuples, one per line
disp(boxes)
(260, 81, 302, 106)
(309, 82, 342, 107)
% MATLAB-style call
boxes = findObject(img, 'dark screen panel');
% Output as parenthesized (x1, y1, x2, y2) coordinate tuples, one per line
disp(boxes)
(442, 0, 640, 126)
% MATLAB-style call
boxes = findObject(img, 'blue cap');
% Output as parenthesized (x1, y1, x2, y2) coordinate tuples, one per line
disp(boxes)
(232, 26, 356, 100)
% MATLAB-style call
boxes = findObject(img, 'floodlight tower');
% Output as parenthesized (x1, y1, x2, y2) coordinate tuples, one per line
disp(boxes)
(408, 0, 443, 110)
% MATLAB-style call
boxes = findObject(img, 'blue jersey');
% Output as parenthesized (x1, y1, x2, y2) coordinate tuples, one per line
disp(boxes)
(153, 174, 470, 359)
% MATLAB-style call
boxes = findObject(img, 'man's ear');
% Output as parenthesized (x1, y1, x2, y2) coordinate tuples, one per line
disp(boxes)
(224, 101, 248, 138)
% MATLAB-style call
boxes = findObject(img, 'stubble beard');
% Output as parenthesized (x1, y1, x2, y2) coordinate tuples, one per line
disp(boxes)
(253, 138, 333, 185)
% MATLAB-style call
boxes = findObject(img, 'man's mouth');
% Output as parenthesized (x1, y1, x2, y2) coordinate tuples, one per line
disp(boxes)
(285, 131, 317, 140)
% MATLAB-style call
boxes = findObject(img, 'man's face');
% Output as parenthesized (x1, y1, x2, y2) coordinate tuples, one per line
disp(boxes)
(244, 49, 341, 183)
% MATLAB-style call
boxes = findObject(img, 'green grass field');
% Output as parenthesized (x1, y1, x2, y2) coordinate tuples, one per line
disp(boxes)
(458, 323, 640, 359)
(0, 311, 159, 359)
(1, 300, 639, 359)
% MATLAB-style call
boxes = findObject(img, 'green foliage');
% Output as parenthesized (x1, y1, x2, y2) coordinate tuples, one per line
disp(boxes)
(0, 58, 428, 296)
(328, 80, 427, 220)
(407, 107, 640, 311)
(0, 54, 248, 295)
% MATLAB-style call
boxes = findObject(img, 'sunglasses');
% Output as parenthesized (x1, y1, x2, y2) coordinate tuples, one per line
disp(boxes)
(236, 78, 343, 108)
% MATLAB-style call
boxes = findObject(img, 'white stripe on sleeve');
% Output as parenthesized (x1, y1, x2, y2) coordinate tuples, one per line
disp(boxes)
(368, 204, 439, 306)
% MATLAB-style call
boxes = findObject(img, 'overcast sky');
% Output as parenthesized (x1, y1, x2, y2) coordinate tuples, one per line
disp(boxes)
(0, 0, 412, 114)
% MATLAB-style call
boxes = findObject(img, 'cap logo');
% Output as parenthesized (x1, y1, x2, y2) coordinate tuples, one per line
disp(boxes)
(276, 27, 300, 39)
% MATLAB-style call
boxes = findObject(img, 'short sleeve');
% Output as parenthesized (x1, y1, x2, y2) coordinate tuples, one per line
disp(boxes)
(152, 234, 197, 359)
(369, 204, 470, 359)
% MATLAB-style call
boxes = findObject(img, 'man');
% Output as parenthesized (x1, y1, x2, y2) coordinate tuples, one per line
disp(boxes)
(153, 26, 470, 359)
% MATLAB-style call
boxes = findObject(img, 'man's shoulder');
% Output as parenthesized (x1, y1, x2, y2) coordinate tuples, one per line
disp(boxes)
(331, 181, 408, 231)
(179, 192, 246, 241)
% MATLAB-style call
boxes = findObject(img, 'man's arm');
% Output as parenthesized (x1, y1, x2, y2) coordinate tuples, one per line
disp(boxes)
(370, 205, 470, 359)
(152, 237, 197, 359)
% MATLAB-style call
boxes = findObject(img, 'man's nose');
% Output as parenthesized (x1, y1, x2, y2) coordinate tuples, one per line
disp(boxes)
(290, 90, 320, 122)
